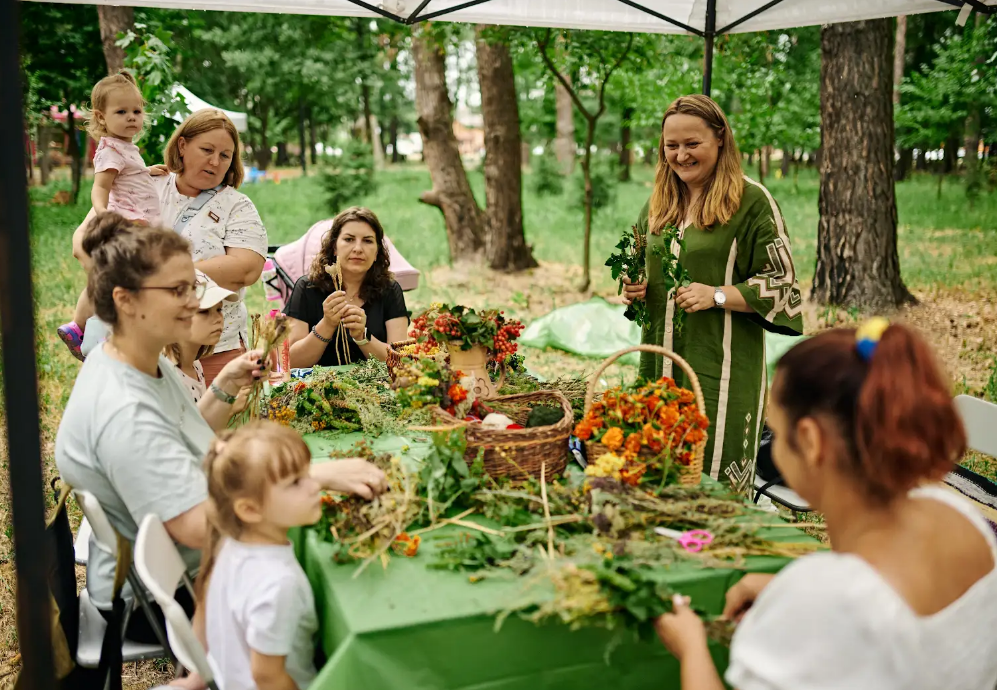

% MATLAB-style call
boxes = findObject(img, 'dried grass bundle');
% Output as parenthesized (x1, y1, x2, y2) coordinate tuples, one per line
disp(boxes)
(325, 263, 353, 364)
(233, 312, 291, 425)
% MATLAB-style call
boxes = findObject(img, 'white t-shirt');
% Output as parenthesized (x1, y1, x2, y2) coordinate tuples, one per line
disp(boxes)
(206, 539, 318, 690)
(55, 344, 213, 608)
(726, 486, 997, 690)
(153, 173, 268, 353)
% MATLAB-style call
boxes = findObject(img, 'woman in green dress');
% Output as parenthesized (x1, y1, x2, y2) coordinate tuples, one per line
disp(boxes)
(622, 95, 803, 495)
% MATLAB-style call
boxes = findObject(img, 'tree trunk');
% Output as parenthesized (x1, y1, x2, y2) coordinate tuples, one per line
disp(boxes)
(475, 26, 537, 272)
(412, 30, 485, 262)
(66, 109, 82, 204)
(896, 148, 913, 181)
(256, 104, 272, 170)
(943, 131, 959, 174)
(96, 5, 133, 74)
(915, 147, 927, 171)
(308, 109, 317, 165)
(554, 76, 575, 175)
(813, 19, 914, 310)
(38, 125, 51, 186)
(781, 148, 792, 178)
(276, 141, 289, 167)
(298, 99, 307, 177)
(580, 122, 595, 293)
(893, 15, 907, 181)
(390, 116, 400, 164)
(370, 114, 385, 169)
(619, 106, 634, 182)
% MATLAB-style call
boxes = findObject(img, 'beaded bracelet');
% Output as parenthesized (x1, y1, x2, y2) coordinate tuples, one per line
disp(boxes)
(311, 325, 332, 343)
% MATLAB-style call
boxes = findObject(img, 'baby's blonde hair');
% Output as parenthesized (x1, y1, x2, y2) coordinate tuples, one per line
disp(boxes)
(196, 421, 312, 598)
(86, 71, 145, 141)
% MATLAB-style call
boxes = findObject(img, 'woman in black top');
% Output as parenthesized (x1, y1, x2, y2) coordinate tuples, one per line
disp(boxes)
(285, 207, 409, 367)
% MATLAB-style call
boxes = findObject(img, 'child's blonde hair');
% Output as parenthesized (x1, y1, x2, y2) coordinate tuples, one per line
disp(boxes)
(86, 71, 144, 141)
(196, 421, 312, 598)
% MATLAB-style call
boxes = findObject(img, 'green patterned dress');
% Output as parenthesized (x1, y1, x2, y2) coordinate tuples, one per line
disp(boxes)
(637, 177, 804, 495)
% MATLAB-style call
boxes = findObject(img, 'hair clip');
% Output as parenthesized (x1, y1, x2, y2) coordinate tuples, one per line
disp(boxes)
(855, 317, 890, 362)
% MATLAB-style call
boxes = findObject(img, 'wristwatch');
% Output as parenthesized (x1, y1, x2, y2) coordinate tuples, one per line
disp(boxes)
(713, 287, 727, 308)
(352, 328, 370, 346)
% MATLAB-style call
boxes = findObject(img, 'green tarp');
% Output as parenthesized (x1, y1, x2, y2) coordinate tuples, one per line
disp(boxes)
(299, 433, 812, 689)
(518, 297, 804, 383)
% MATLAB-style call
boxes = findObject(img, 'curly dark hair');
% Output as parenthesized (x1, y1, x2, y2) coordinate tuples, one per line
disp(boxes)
(307, 207, 395, 302)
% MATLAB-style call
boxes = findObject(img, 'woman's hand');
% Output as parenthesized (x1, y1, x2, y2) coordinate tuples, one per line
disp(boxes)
(214, 349, 267, 396)
(722, 573, 774, 623)
(654, 594, 707, 662)
(320, 292, 349, 331)
(147, 163, 169, 177)
(342, 306, 368, 340)
(621, 276, 647, 305)
(675, 283, 716, 313)
(312, 458, 388, 499)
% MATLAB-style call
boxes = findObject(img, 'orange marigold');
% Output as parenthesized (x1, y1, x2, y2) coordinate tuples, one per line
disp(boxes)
(620, 462, 647, 486)
(677, 389, 695, 404)
(448, 384, 468, 404)
(574, 421, 594, 440)
(624, 432, 643, 454)
(601, 427, 625, 452)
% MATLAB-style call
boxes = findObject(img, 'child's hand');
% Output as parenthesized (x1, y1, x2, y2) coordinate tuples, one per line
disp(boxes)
(148, 163, 169, 176)
(654, 594, 707, 662)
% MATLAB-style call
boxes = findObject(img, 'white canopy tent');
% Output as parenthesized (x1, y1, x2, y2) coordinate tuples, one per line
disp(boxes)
(172, 84, 250, 131)
(37, 0, 997, 93)
(1, 1, 994, 688)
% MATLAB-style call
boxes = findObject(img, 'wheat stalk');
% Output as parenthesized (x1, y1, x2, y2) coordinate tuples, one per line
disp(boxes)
(325, 263, 352, 364)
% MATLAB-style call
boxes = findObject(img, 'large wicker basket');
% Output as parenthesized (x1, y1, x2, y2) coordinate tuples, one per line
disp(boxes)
(583, 345, 707, 487)
(424, 390, 574, 481)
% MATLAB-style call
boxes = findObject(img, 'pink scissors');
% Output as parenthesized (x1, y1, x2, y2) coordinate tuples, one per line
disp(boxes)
(655, 527, 714, 553)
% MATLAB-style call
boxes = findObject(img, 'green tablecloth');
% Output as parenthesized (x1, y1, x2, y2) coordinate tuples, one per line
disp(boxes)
(300, 432, 806, 689)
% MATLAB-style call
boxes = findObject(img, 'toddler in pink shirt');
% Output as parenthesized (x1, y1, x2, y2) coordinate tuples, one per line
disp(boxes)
(58, 72, 161, 360)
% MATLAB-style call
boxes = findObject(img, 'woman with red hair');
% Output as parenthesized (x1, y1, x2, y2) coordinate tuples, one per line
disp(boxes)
(655, 320, 997, 689)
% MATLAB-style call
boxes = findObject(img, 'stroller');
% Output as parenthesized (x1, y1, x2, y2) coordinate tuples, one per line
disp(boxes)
(263, 218, 421, 309)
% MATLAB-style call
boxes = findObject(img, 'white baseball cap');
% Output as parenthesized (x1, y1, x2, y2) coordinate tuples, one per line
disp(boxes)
(196, 270, 238, 309)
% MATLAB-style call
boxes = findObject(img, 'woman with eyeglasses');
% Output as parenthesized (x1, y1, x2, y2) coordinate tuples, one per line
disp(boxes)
(56, 213, 388, 648)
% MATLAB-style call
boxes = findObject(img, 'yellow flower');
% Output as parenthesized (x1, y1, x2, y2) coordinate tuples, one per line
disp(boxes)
(417, 376, 439, 387)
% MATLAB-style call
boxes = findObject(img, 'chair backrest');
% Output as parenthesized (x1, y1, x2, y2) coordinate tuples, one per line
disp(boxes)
(74, 490, 119, 557)
(162, 598, 219, 688)
(134, 513, 190, 610)
(955, 394, 997, 457)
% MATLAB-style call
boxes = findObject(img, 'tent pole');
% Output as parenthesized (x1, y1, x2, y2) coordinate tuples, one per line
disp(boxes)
(702, 0, 717, 96)
(0, 0, 56, 686)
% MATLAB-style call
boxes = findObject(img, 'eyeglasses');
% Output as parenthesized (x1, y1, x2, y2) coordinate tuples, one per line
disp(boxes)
(135, 281, 206, 301)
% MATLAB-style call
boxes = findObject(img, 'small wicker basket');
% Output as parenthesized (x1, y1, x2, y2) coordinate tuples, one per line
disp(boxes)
(583, 345, 707, 487)
(385, 338, 418, 379)
(420, 390, 574, 481)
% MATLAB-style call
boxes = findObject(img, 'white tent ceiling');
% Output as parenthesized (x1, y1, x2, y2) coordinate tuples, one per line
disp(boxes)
(28, 0, 997, 33)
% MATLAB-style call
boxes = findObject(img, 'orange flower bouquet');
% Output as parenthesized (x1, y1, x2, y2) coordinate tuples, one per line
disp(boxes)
(574, 377, 710, 488)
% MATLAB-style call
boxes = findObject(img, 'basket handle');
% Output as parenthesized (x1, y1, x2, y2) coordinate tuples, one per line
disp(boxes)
(584, 345, 707, 419)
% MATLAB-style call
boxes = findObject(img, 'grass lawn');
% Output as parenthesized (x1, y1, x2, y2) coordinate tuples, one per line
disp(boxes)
(0, 162, 995, 685)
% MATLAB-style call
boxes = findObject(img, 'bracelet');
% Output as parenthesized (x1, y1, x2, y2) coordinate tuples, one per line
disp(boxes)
(311, 325, 332, 344)
(210, 382, 237, 405)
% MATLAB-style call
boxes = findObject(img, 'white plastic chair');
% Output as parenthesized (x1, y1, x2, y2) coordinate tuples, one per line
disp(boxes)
(74, 516, 91, 565)
(135, 514, 221, 690)
(72, 490, 171, 666)
(955, 394, 997, 457)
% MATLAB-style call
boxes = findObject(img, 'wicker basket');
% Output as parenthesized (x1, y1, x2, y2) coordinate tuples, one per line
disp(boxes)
(385, 339, 418, 379)
(583, 345, 707, 487)
(421, 391, 574, 481)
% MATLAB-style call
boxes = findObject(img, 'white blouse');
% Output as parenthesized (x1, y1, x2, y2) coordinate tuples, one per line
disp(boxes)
(154, 174, 268, 353)
(726, 485, 997, 690)
(175, 361, 206, 403)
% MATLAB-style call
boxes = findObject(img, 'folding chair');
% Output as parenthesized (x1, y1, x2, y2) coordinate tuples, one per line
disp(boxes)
(135, 514, 221, 690)
(72, 490, 171, 666)
(955, 394, 997, 457)
(74, 516, 91, 565)
(752, 425, 811, 515)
